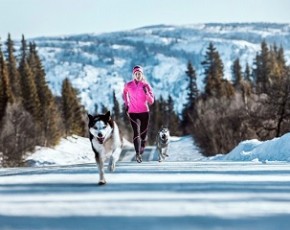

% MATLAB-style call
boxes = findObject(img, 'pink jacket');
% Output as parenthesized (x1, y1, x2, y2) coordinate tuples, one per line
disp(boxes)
(123, 80, 154, 113)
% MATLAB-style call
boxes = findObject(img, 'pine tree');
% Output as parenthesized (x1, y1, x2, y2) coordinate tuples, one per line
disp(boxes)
(28, 42, 62, 146)
(185, 61, 198, 109)
(201, 42, 233, 98)
(61, 78, 85, 137)
(270, 45, 287, 80)
(244, 63, 252, 82)
(0, 44, 14, 121)
(232, 58, 243, 89)
(112, 90, 120, 120)
(18, 35, 41, 121)
(276, 46, 287, 74)
(181, 61, 198, 134)
(44, 100, 63, 146)
(0, 68, 3, 121)
(253, 40, 271, 93)
(167, 96, 181, 136)
(19, 58, 41, 120)
(256, 44, 290, 138)
(5, 34, 21, 99)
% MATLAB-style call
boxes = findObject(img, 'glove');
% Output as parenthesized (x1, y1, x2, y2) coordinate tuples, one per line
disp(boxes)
(143, 85, 148, 94)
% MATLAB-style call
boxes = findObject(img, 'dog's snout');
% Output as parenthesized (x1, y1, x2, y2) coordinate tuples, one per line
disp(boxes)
(162, 134, 166, 139)
(97, 133, 103, 138)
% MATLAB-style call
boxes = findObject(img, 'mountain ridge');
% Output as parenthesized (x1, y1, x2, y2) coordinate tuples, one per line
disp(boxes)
(24, 22, 290, 113)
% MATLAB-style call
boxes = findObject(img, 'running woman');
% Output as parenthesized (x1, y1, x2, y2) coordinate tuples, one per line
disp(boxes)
(123, 65, 154, 163)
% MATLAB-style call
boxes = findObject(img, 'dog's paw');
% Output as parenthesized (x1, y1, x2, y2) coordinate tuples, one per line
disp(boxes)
(108, 163, 116, 172)
(98, 180, 106, 185)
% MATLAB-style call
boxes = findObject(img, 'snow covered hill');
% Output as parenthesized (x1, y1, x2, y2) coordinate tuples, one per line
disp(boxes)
(24, 23, 290, 113)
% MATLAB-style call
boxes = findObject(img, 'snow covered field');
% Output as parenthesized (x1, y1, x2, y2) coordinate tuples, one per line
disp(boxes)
(1, 134, 290, 230)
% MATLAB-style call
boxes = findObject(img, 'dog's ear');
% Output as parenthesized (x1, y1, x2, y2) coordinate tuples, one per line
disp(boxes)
(104, 111, 113, 126)
(87, 113, 94, 121)
(104, 111, 111, 120)
(105, 111, 111, 117)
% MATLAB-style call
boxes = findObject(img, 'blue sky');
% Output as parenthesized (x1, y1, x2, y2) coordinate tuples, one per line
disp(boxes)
(1, 0, 290, 39)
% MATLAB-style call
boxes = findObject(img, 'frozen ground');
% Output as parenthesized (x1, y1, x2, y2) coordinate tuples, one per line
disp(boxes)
(1, 134, 290, 229)
(1, 161, 290, 230)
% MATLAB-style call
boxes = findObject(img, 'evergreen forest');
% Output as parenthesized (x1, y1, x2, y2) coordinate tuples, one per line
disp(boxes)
(1, 34, 290, 166)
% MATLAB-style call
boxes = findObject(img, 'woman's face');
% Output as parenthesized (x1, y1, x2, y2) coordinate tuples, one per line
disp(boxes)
(134, 71, 143, 81)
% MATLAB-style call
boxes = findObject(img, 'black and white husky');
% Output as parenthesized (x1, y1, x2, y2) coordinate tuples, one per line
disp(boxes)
(87, 111, 122, 185)
(156, 127, 170, 162)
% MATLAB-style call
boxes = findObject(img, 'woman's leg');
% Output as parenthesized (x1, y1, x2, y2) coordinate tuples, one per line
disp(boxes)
(139, 112, 149, 154)
(128, 113, 141, 155)
(128, 112, 149, 162)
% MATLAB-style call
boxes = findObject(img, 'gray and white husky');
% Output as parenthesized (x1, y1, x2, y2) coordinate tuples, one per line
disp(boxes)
(87, 111, 122, 185)
(156, 127, 170, 162)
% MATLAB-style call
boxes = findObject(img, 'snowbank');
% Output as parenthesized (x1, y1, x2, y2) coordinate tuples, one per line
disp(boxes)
(212, 133, 290, 162)
(25, 132, 290, 166)
(25, 135, 203, 166)
(25, 136, 94, 166)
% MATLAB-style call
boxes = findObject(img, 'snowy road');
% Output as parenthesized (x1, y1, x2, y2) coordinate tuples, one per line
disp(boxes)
(1, 161, 290, 230)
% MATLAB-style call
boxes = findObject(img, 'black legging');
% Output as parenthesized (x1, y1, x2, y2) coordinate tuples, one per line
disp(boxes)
(128, 112, 149, 154)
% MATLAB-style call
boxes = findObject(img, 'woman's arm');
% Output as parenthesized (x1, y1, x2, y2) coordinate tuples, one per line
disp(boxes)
(144, 83, 154, 105)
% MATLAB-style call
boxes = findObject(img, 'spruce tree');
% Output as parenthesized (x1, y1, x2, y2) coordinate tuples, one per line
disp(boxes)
(28, 42, 62, 146)
(253, 40, 271, 93)
(28, 43, 51, 118)
(257, 44, 290, 138)
(61, 78, 85, 137)
(181, 61, 198, 134)
(232, 58, 243, 89)
(276, 46, 287, 74)
(44, 99, 63, 146)
(185, 61, 198, 109)
(201, 42, 223, 97)
(244, 63, 252, 82)
(19, 58, 41, 120)
(167, 96, 181, 136)
(270, 45, 287, 80)
(18, 35, 41, 121)
(112, 90, 120, 120)
(202, 42, 234, 98)
(0, 69, 3, 120)
(0, 44, 14, 121)
(5, 34, 21, 99)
